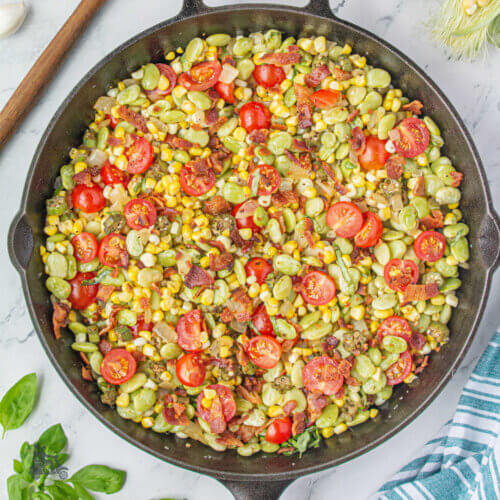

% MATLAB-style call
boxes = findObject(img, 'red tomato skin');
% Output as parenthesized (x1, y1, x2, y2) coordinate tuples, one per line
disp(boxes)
(71, 232, 98, 263)
(178, 61, 222, 91)
(126, 136, 154, 174)
(101, 161, 130, 186)
(239, 102, 271, 132)
(301, 271, 336, 306)
(413, 231, 446, 263)
(232, 201, 261, 232)
(179, 165, 216, 197)
(215, 81, 235, 103)
(248, 164, 281, 196)
(124, 199, 157, 230)
(358, 136, 390, 170)
(247, 335, 282, 369)
(245, 258, 273, 285)
(326, 202, 364, 238)
(176, 353, 206, 387)
(392, 118, 430, 158)
(98, 233, 129, 268)
(176, 309, 205, 352)
(266, 417, 292, 444)
(354, 211, 383, 248)
(101, 348, 137, 385)
(196, 384, 237, 422)
(131, 321, 153, 338)
(384, 259, 419, 292)
(386, 351, 413, 386)
(71, 184, 106, 213)
(108, 114, 119, 129)
(309, 89, 341, 109)
(68, 272, 98, 310)
(302, 356, 344, 396)
(253, 64, 286, 89)
(251, 304, 274, 336)
(155, 64, 177, 95)
(377, 316, 412, 343)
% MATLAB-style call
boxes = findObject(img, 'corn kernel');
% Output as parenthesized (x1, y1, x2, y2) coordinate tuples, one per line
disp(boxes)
(342, 44, 352, 54)
(44, 225, 58, 236)
(116, 393, 130, 408)
(350, 305, 365, 321)
(334, 423, 348, 434)
(248, 283, 260, 298)
(370, 408, 379, 419)
(373, 308, 394, 319)
(200, 289, 214, 306)
(74, 161, 87, 173)
(268, 405, 283, 418)
(321, 427, 335, 439)
(173, 85, 187, 98)
(141, 416, 155, 429)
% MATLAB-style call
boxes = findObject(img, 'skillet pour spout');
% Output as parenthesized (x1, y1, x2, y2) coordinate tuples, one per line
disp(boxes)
(8, 0, 500, 499)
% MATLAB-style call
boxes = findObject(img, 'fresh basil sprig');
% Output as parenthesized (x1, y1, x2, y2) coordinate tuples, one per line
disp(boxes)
(281, 426, 321, 457)
(0, 373, 37, 438)
(81, 268, 112, 286)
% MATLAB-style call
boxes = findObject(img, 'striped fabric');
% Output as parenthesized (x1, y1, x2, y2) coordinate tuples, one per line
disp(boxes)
(375, 331, 500, 500)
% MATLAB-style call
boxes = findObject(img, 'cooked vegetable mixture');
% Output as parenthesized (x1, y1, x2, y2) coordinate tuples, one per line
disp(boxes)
(42, 31, 469, 456)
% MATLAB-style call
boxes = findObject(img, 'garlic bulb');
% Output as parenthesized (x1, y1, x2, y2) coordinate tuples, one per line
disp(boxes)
(0, 1, 27, 39)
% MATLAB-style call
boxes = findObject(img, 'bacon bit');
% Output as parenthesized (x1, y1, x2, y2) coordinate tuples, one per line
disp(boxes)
(99, 339, 112, 355)
(284, 149, 301, 168)
(165, 134, 193, 150)
(205, 107, 219, 126)
(73, 169, 93, 187)
(208, 149, 231, 174)
(303, 217, 315, 248)
(243, 376, 264, 394)
(283, 400, 298, 417)
(52, 302, 69, 339)
(347, 109, 360, 123)
(217, 431, 244, 448)
(220, 308, 234, 323)
(386, 155, 405, 180)
(237, 385, 262, 405)
(278, 446, 295, 454)
(305, 64, 330, 88)
(320, 162, 348, 194)
(345, 375, 360, 386)
(248, 129, 268, 144)
(260, 45, 301, 66)
(207, 394, 227, 434)
(230, 227, 254, 252)
(80, 352, 90, 366)
(349, 126, 366, 153)
(333, 66, 352, 81)
(293, 138, 314, 152)
(209, 115, 228, 135)
(271, 189, 299, 208)
(291, 411, 306, 436)
(420, 210, 444, 230)
(412, 176, 426, 197)
(281, 339, 297, 352)
(270, 122, 287, 130)
(236, 344, 250, 367)
(163, 268, 176, 279)
(228, 288, 252, 322)
(184, 265, 214, 288)
(294, 83, 313, 129)
(116, 105, 148, 133)
(237, 424, 257, 443)
(203, 195, 232, 215)
(200, 238, 227, 252)
(307, 393, 329, 423)
(96, 284, 115, 302)
(107, 136, 122, 147)
(414, 355, 429, 374)
(402, 100, 423, 115)
(270, 210, 286, 233)
(209, 252, 234, 272)
(449, 171, 463, 188)
(409, 331, 426, 351)
(82, 366, 93, 381)
(337, 359, 352, 378)
(164, 394, 190, 426)
(403, 282, 440, 303)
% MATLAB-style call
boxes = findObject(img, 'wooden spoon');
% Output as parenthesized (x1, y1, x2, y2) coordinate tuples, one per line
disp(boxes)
(0, 0, 107, 151)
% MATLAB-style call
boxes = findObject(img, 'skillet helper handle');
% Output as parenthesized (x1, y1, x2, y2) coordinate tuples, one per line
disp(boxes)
(8, 212, 34, 273)
(480, 210, 500, 271)
(303, 0, 337, 17)
(179, 0, 209, 17)
(219, 479, 293, 500)
(0, 0, 106, 152)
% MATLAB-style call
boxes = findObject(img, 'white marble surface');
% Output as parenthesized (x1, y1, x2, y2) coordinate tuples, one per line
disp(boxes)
(0, 0, 499, 498)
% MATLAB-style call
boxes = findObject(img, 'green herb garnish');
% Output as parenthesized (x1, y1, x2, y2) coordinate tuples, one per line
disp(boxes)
(81, 269, 112, 286)
(281, 427, 322, 457)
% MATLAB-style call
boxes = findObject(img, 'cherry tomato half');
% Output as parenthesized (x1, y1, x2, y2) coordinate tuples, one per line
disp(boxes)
(326, 201, 364, 238)
(248, 164, 281, 196)
(309, 89, 341, 109)
(101, 348, 137, 385)
(196, 384, 236, 422)
(377, 316, 412, 343)
(303, 356, 344, 396)
(131, 320, 153, 338)
(98, 233, 129, 268)
(176, 353, 206, 387)
(358, 136, 390, 170)
(71, 184, 105, 213)
(413, 231, 446, 263)
(266, 417, 292, 444)
(301, 271, 336, 306)
(180, 164, 216, 197)
(245, 257, 273, 285)
(354, 211, 383, 248)
(176, 309, 206, 352)
(71, 232, 98, 263)
(384, 259, 419, 292)
(253, 64, 286, 89)
(178, 61, 222, 91)
(232, 199, 260, 231)
(247, 335, 282, 369)
(392, 117, 430, 158)
(124, 198, 157, 230)
(251, 304, 274, 336)
(126, 136, 154, 174)
(239, 101, 271, 133)
(68, 272, 98, 310)
(386, 350, 413, 386)
(101, 161, 130, 187)
(215, 81, 235, 103)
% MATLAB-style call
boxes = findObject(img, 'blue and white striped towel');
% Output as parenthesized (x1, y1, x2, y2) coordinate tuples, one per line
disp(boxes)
(375, 331, 500, 500)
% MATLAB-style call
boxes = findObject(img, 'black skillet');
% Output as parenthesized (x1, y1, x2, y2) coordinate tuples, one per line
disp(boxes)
(8, 1, 500, 498)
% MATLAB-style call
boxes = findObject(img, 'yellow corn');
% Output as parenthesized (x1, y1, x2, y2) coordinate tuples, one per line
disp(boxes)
(116, 393, 130, 408)
(350, 305, 365, 321)
(321, 427, 335, 439)
(373, 308, 394, 319)
(334, 423, 348, 434)
(268, 405, 283, 418)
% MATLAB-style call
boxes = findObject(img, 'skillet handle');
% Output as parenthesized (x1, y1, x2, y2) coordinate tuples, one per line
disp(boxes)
(8, 211, 34, 273)
(179, 0, 209, 17)
(480, 209, 500, 271)
(219, 479, 293, 500)
(303, 0, 337, 18)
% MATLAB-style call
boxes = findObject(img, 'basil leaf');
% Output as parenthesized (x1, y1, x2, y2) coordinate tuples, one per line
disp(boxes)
(71, 481, 95, 500)
(70, 465, 126, 494)
(37, 424, 67, 455)
(20, 443, 35, 481)
(282, 426, 321, 457)
(0, 373, 37, 437)
(32, 494, 52, 500)
(46, 481, 78, 500)
(13, 459, 23, 474)
(7, 475, 24, 500)
(81, 269, 112, 286)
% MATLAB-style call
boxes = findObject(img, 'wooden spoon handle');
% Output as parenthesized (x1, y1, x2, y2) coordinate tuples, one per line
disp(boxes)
(0, 0, 107, 151)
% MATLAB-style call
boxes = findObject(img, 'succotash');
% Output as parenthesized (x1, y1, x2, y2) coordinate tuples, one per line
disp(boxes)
(42, 30, 468, 456)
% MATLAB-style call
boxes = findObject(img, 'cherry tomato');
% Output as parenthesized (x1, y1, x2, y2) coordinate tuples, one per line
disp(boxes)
(326, 201, 364, 238)
(301, 271, 336, 306)
(354, 211, 383, 248)
(196, 384, 236, 422)
(126, 136, 154, 174)
(71, 184, 105, 213)
(176, 310, 206, 352)
(392, 117, 430, 158)
(247, 335, 282, 369)
(309, 89, 341, 109)
(131, 320, 153, 338)
(101, 161, 130, 186)
(176, 353, 206, 387)
(232, 199, 260, 231)
(386, 350, 413, 385)
(68, 272, 98, 310)
(303, 356, 344, 396)
(248, 164, 281, 196)
(413, 231, 446, 263)
(252, 64, 286, 88)
(124, 199, 157, 230)
(71, 232, 98, 263)
(98, 233, 129, 268)
(266, 417, 292, 444)
(358, 136, 390, 170)
(179, 164, 216, 197)
(245, 257, 273, 285)
(101, 348, 137, 385)
(108, 114, 119, 129)
(215, 81, 234, 104)
(239, 101, 271, 132)
(251, 304, 274, 336)
(377, 316, 412, 343)
(178, 61, 222, 91)
(154, 63, 177, 95)
(384, 259, 420, 292)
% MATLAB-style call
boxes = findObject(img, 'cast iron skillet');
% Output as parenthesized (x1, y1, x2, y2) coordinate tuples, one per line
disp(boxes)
(8, 0, 500, 498)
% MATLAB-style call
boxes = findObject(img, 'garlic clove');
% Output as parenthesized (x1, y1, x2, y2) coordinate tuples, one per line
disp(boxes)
(0, 0, 27, 40)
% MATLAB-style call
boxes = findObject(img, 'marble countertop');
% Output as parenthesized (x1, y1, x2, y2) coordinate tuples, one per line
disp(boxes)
(0, 0, 498, 498)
